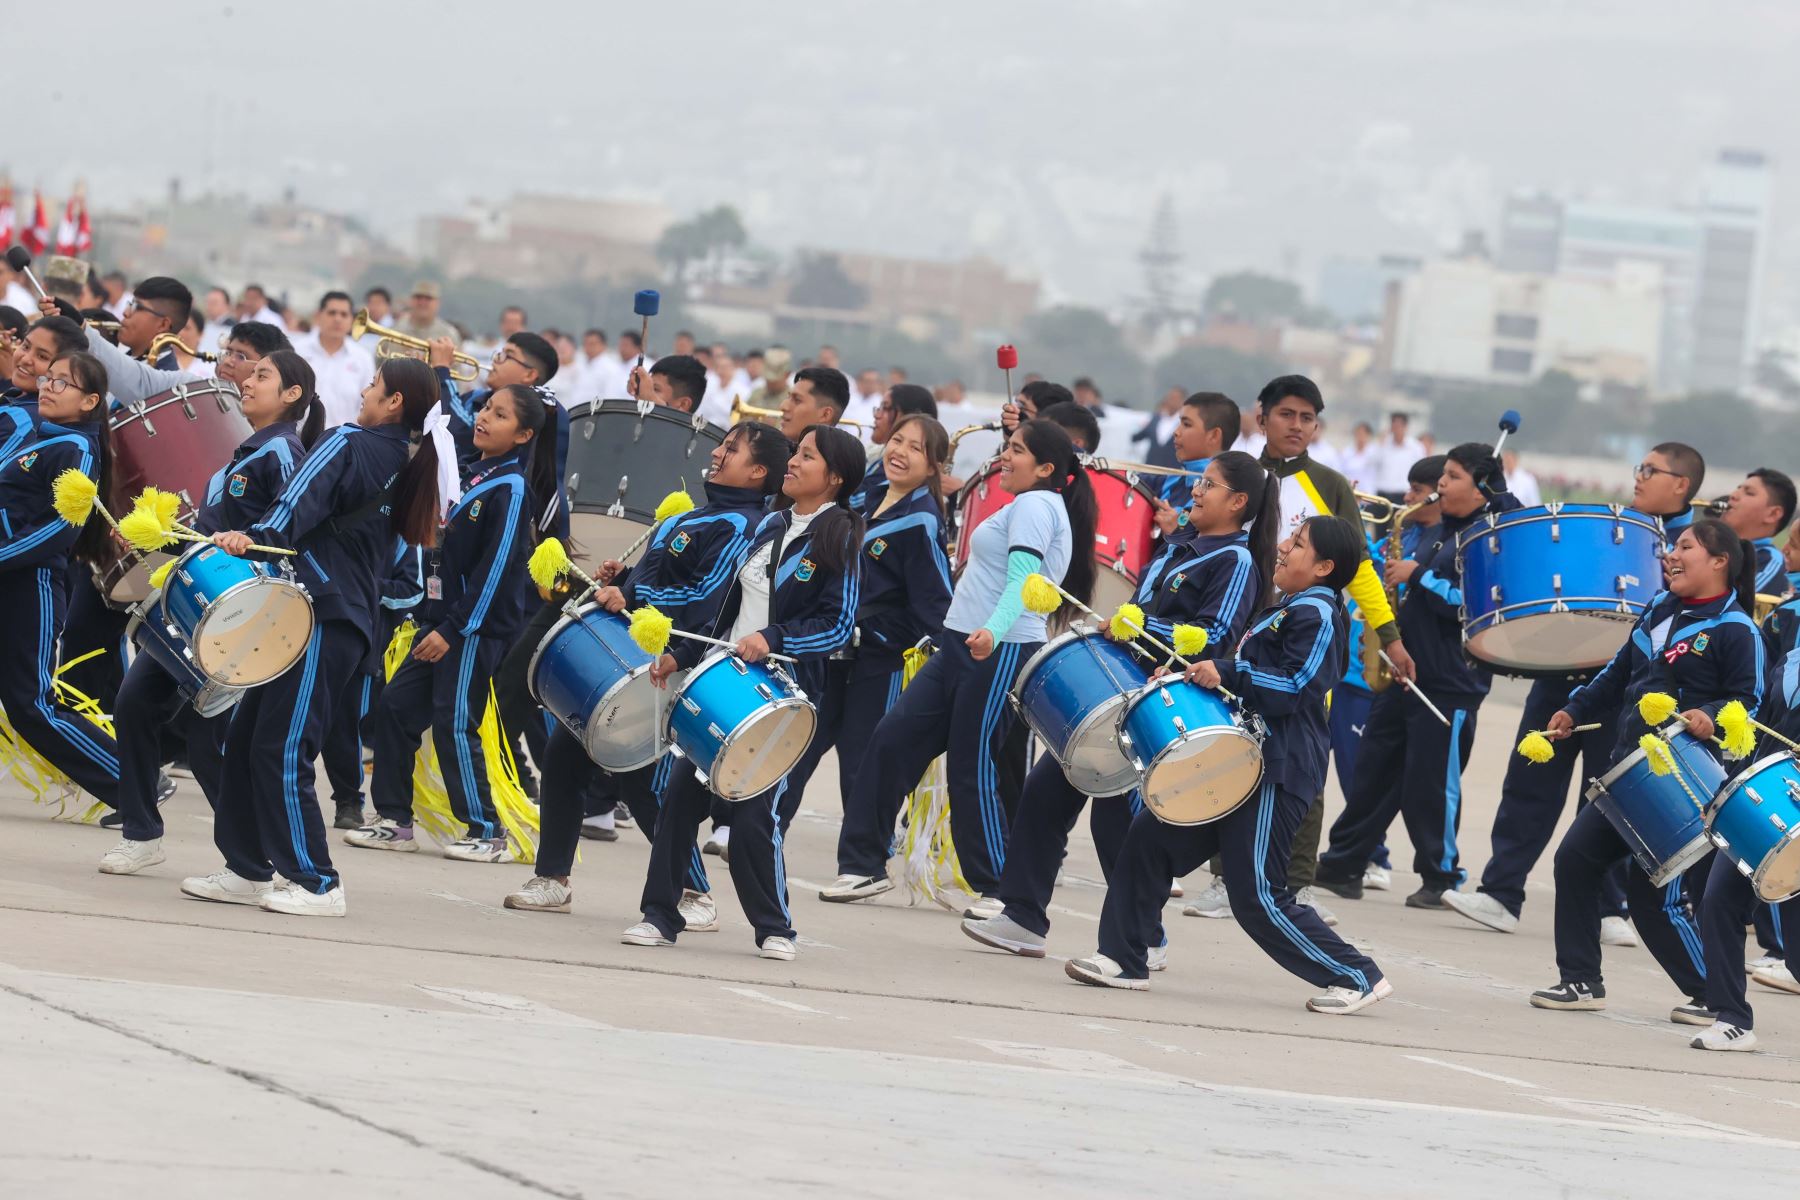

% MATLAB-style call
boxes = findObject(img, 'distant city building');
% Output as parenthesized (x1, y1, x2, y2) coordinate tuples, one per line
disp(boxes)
(1691, 149, 1773, 393)
(1496, 192, 1563, 275)
(826, 250, 1039, 345)
(1317, 254, 1422, 323)
(418, 193, 674, 288)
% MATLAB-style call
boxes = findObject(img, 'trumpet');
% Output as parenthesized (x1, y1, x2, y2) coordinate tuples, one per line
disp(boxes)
(351, 307, 480, 382)
(1690, 495, 1730, 518)
(728, 393, 863, 435)
(145, 332, 217, 364)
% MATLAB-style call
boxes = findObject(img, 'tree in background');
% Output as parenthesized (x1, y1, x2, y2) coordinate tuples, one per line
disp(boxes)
(656, 205, 748, 283)
(1203, 270, 1335, 329)
(787, 252, 869, 310)
(1152, 343, 1288, 405)
(1019, 306, 1145, 402)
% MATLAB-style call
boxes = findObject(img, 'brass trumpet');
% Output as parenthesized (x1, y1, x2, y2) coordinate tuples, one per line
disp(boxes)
(145, 332, 217, 364)
(351, 307, 480, 382)
(728, 393, 863, 435)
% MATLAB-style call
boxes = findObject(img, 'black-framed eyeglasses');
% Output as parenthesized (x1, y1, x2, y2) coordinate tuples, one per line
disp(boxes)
(1634, 462, 1684, 482)
(491, 349, 527, 369)
(35, 376, 76, 395)
(125, 298, 171, 322)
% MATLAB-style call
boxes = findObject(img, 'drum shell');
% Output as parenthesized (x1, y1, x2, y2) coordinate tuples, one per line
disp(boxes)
(527, 603, 662, 772)
(1584, 724, 1723, 886)
(1705, 753, 1800, 903)
(1011, 630, 1148, 796)
(1458, 504, 1664, 676)
(1117, 679, 1263, 826)
(563, 400, 724, 570)
(160, 543, 314, 687)
(665, 653, 816, 801)
(128, 596, 244, 718)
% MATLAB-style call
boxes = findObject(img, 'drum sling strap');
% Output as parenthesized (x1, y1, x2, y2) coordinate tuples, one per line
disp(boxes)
(299, 485, 398, 548)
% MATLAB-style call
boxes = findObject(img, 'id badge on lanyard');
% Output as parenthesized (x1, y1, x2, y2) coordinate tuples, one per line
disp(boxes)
(426, 537, 443, 602)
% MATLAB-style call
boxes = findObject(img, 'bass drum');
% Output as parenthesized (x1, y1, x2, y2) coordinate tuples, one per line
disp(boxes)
(100, 379, 251, 605)
(564, 399, 725, 572)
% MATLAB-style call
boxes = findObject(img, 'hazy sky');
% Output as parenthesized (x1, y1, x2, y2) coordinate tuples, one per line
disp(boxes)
(21, 1, 1800, 323)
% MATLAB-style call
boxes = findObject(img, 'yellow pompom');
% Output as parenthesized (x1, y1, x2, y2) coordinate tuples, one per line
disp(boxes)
(1640, 733, 1675, 776)
(136, 486, 181, 529)
(119, 506, 174, 551)
(1517, 732, 1555, 764)
(1110, 603, 1146, 642)
(1638, 691, 1678, 727)
(147, 559, 174, 592)
(51, 469, 97, 526)
(1172, 624, 1209, 658)
(654, 488, 695, 523)
(628, 605, 673, 655)
(527, 537, 571, 591)
(1021, 573, 1062, 614)
(1718, 700, 1756, 760)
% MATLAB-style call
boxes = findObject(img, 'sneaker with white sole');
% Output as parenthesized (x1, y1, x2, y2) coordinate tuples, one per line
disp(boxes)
(760, 936, 797, 961)
(1690, 1020, 1758, 1052)
(344, 819, 417, 852)
(1147, 944, 1168, 973)
(1670, 1002, 1716, 1026)
(98, 838, 165, 876)
(1530, 980, 1606, 1010)
(962, 896, 1004, 921)
(180, 869, 276, 906)
(1752, 962, 1800, 994)
(1307, 977, 1393, 1015)
(703, 826, 730, 858)
(1746, 954, 1784, 975)
(503, 876, 572, 913)
(443, 837, 515, 863)
(1442, 889, 1521, 934)
(1363, 864, 1392, 891)
(678, 889, 718, 932)
(621, 921, 674, 947)
(1169, 880, 1184, 899)
(1181, 876, 1233, 920)
(1065, 953, 1149, 991)
(1296, 886, 1338, 927)
(1600, 915, 1638, 947)
(259, 884, 347, 918)
(818, 873, 893, 903)
(961, 913, 1047, 958)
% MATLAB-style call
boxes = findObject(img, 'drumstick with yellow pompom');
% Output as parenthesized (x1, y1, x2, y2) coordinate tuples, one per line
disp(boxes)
(1025, 572, 1237, 699)
(1636, 691, 1778, 759)
(623, 600, 797, 665)
(1515, 725, 1602, 764)
(52, 469, 119, 531)
(120, 491, 292, 557)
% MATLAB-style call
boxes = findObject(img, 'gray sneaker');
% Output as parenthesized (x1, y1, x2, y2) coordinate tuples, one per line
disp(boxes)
(1182, 875, 1233, 919)
(961, 912, 1047, 958)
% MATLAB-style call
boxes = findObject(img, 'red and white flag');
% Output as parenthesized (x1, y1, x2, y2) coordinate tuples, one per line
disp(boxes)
(20, 191, 50, 255)
(0, 183, 14, 246)
(54, 195, 78, 255)
(74, 196, 92, 254)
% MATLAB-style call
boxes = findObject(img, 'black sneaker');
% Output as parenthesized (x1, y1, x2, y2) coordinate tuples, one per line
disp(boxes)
(1530, 980, 1607, 1010)
(1313, 874, 1364, 901)
(1670, 1002, 1716, 1027)
(100, 810, 123, 830)
(1405, 885, 1448, 909)
(579, 821, 619, 842)
(156, 772, 177, 805)
(333, 801, 365, 830)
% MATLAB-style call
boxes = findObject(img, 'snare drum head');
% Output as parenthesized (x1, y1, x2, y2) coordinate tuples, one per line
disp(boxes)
(1142, 728, 1263, 825)
(1091, 569, 1138, 617)
(712, 701, 817, 800)
(564, 400, 723, 569)
(1466, 614, 1636, 675)
(192, 578, 315, 685)
(567, 512, 655, 574)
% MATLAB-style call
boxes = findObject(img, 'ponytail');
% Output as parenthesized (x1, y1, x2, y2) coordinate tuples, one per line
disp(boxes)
(1018, 417, 1096, 606)
(1212, 449, 1279, 610)
(795, 423, 866, 574)
(378, 357, 443, 547)
(266, 349, 325, 449)
(495, 383, 560, 539)
(1689, 517, 1757, 613)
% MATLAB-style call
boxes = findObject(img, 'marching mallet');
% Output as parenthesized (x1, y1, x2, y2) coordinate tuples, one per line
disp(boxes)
(631, 289, 659, 375)
(996, 344, 1018, 412)
(5, 246, 49, 303)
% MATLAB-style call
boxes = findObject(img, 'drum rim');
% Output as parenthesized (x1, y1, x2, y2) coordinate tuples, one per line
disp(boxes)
(110, 380, 242, 425)
(1139, 728, 1264, 826)
(1588, 721, 1706, 795)
(660, 651, 802, 746)
(1458, 503, 1665, 542)
(578, 664, 665, 772)
(188, 574, 314, 685)
(1010, 626, 1145, 703)
(706, 696, 818, 801)
(1053, 700, 1143, 796)
(526, 601, 651, 707)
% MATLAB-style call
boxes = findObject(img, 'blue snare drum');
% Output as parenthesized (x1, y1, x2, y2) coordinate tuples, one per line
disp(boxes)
(1584, 724, 1724, 886)
(1011, 630, 1149, 795)
(1705, 753, 1800, 903)
(127, 595, 243, 718)
(1116, 678, 1263, 825)
(664, 652, 816, 800)
(1458, 504, 1663, 675)
(528, 603, 662, 771)
(160, 543, 313, 686)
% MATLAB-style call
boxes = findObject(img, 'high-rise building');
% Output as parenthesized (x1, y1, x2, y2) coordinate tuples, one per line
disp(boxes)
(1497, 192, 1562, 275)
(1691, 149, 1772, 393)
(1555, 201, 1700, 394)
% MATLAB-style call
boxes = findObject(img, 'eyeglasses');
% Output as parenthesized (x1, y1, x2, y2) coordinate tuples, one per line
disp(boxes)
(217, 348, 255, 366)
(491, 349, 527, 369)
(125, 298, 172, 322)
(1634, 463, 1684, 482)
(1194, 476, 1239, 496)
(35, 376, 76, 395)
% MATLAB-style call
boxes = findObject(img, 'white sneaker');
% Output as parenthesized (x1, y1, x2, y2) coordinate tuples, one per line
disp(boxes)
(1181, 876, 1233, 920)
(343, 819, 417, 852)
(760, 936, 797, 961)
(98, 837, 165, 875)
(1442, 889, 1521, 934)
(1147, 944, 1168, 972)
(443, 837, 515, 864)
(1751, 962, 1800, 994)
(1690, 1020, 1758, 1052)
(1363, 864, 1392, 891)
(180, 869, 275, 906)
(621, 921, 673, 947)
(1169, 880, 1184, 899)
(678, 889, 718, 932)
(1296, 886, 1339, 927)
(503, 876, 572, 913)
(1600, 915, 1638, 947)
(1746, 954, 1783, 974)
(962, 896, 1004, 920)
(1064, 953, 1149, 991)
(818, 873, 893, 903)
(1307, 977, 1394, 1015)
(259, 884, 347, 918)
(704, 826, 730, 858)
(961, 913, 1047, 958)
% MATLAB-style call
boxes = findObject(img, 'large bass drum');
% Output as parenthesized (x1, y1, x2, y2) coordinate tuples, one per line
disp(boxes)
(563, 399, 725, 572)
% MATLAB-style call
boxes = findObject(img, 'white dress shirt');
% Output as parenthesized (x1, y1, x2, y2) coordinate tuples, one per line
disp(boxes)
(1340, 445, 1376, 491)
(1508, 466, 1542, 507)
(1372, 435, 1426, 493)
(2, 281, 35, 314)
(843, 390, 882, 440)
(297, 334, 377, 429)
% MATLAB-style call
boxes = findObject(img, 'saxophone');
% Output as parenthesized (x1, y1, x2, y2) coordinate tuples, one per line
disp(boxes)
(1359, 493, 1437, 693)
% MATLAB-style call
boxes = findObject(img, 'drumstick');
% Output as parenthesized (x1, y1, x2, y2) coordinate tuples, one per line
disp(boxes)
(165, 524, 294, 557)
(1378, 649, 1452, 728)
(664, 626, 797, 665)
(1035, 575, 1240, 701)
(1537, 723, 1604, 737)
(1746, 718, 1800, 753)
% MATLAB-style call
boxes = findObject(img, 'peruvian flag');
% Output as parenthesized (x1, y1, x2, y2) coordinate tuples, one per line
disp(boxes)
(74, 196, 92, 254)
(20, 191, 49, 255)
(0, 183, 13, 246)
(54, 195, 78, 255)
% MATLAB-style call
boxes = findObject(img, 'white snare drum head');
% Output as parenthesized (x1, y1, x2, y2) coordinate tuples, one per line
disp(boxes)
(192, 578, 314, 685)
(1090, 569, 1137, 619)
(1757, 842, 1800, 904)
(1142, 728, 1263, 826)
(583, 666, 664, 772)
(567, 512, 654, 575)
(711, 701, 817, 800)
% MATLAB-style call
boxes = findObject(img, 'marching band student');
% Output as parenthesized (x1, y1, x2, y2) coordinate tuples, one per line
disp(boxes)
(430, 330, 560, 470)
(1720, 468, 1795, 597)
(778, 366, 847, 441)
(1066, 516, 1392, 1013)
(1150, 391, 1240, 535)
(1741, 628, 1800, 997)
(350, 384, 552, 862)
(849, 384, 938, 514)
(1445, 442, 1704, 938)
(1528, 519, 1763, 1027)
(957, 449, 1272, 956)
(0, 349, 120, 813)
(324, 538, 426, 830)
(834, 419, 1097, 911)
(500, 420, 787, 916)
(116, 277, 193, 369)
(810, 413, 958, 900)
(182, 357, 441, 917)
(623, 425, 866, 961)
(99, 351, 323, 874)
(3, 315, 88, 441)
(1315, 443, 1520, 909)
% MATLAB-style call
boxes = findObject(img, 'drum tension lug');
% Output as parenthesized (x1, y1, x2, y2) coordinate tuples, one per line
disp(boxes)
(1159, 687, 1174, 708)
(1172, 716, 1187, 734)
(681, 698, 701, 715)
(755, 684, 773, 700)
(729, 658, 748, 675)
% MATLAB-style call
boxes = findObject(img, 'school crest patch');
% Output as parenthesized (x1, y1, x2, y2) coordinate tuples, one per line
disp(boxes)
(1270, 611, 1287, 631)
(228, 473, 248, 497)
(1692, 632, 1710, 655)
(17, 451, 36, 472)
(670, 531, 691, 555)
(869, 538, 888, 558)
(468, 499, 482, 521)
(1169, 572, 1185, 591)
(796, 557, 817, 582)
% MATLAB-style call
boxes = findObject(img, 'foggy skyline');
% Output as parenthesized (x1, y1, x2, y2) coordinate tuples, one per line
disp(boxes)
(19, 1, 1800, 326)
